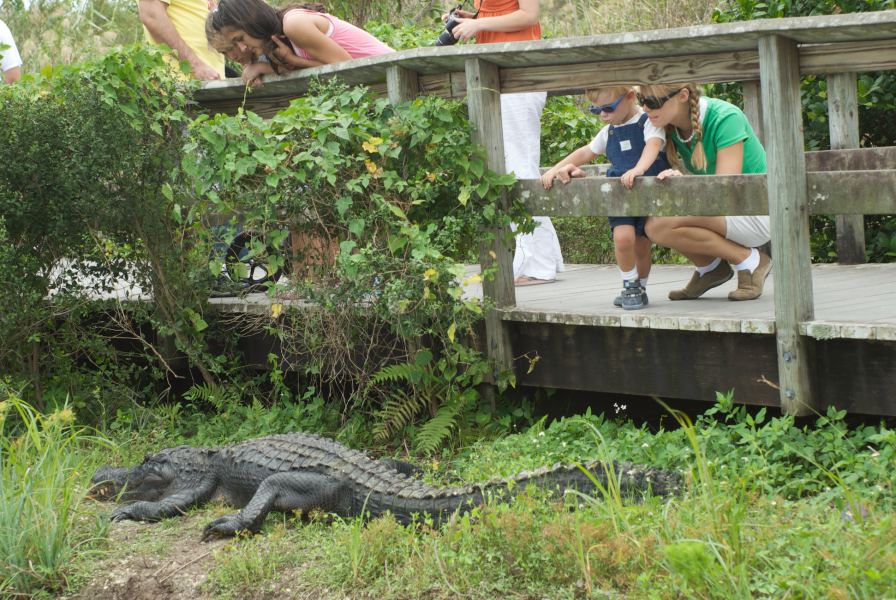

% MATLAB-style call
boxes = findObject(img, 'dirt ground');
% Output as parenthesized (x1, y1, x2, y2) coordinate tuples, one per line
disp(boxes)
(60, 507, 351, 600)
(64, 515, 224, 600)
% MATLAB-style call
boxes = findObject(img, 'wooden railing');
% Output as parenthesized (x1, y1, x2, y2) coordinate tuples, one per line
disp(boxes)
(195, 10, 896, 415)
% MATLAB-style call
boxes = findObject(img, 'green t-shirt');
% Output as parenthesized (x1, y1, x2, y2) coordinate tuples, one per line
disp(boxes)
(672, 98, 766, 175)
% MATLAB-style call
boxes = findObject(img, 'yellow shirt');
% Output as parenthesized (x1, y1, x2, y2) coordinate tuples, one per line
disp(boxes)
(143, 0, 225, 78)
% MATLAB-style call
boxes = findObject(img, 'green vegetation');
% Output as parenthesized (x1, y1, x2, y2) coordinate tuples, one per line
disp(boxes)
(69, 392, 891, 599)
(0, 391, 108, 596)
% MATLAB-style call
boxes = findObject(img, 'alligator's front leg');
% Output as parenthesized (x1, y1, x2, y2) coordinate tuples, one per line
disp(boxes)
(111, 478, 217, 523)
(202, 472, 347, 541)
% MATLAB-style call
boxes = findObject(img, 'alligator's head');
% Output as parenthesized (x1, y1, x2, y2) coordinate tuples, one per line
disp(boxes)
(90, 445, 206, 502)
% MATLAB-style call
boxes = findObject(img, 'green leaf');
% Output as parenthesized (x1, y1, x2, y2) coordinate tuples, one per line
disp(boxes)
(348, 218, 366, 237)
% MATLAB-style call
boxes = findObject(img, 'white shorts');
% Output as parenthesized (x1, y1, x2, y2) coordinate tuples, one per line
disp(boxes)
(725, 215, 771, 248)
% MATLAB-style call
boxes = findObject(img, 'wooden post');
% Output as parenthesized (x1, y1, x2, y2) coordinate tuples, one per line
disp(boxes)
(759, 35, 815, 416)
(827, 72, 866, 265)
(386, 65, 419, 104)
(465, 58, 515, 377)
(742, 81, 764, 144)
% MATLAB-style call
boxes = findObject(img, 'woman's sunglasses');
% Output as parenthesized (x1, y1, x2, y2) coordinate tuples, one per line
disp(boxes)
(588, 93, 628, 115)
(637, 89, 683, 110)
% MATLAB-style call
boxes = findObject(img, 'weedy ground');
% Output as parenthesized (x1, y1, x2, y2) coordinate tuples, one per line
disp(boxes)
(9, 394, 892, 600)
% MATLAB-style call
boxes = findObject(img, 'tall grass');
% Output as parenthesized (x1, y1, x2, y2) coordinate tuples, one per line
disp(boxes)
(0, 0, 142, 74)
(541, 0, 720, 37)
(0, 392, 108, 596)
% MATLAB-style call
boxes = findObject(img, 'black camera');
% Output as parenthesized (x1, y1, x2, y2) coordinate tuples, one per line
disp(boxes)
(435, 6, 466, 46)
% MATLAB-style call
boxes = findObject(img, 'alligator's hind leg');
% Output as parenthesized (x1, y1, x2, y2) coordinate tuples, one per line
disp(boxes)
(201, 472, 346, 541)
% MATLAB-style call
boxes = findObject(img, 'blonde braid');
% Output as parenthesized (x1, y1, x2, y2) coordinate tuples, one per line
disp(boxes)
(687, 84, 707, 172)
(664, 123, 683, 170)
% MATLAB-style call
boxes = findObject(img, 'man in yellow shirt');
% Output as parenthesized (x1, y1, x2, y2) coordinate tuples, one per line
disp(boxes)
(139, 0, 224, 80)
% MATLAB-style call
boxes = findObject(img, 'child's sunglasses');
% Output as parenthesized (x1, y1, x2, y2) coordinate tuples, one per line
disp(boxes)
(637, 89, 683, 110)
(588, 93, 628, 115)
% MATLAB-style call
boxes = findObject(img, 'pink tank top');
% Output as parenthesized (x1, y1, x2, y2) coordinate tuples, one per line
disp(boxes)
(285, 10, 394, 61)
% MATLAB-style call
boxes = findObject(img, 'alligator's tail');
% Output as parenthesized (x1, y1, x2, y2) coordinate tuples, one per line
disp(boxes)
(355, 460, 682, 525)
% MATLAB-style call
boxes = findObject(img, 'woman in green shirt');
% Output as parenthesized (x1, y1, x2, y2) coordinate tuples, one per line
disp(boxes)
(642, 82, 772, 301)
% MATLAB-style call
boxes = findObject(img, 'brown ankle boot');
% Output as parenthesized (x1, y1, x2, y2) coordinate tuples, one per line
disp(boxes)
(669, 261, 733, 300)
(728, 252, 772, 301)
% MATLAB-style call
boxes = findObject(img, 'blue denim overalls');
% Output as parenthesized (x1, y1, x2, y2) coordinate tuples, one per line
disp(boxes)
(605, 112, 669, 235)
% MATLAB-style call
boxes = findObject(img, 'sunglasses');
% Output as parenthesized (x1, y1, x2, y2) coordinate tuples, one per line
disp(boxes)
(588, 93, 628, 115)
(637, 89, 683, 110)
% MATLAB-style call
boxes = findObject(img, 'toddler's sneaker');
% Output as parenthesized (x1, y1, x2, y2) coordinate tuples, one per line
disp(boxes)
(619, 279, 648, 310)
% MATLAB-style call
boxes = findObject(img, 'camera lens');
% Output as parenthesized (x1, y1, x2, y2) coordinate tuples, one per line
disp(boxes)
(434, 12, 459, 46)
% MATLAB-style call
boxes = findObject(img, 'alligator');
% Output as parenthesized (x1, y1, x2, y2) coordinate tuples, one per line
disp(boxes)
(90, 432, 681, 541)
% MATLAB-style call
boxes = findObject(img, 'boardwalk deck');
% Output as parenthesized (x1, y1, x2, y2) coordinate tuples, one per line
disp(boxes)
(212, 263, 896, 340)
(210, 263, 896, 416)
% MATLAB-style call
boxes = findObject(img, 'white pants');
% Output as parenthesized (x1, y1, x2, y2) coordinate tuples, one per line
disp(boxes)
(501, 92, 565, 280)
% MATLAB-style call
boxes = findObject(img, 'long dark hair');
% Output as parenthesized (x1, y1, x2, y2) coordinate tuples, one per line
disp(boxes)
(208, 0, 327, 51)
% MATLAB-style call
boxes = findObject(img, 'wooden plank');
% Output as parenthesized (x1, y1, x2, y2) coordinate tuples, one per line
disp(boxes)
(394, 40, 896, 100)
(508, 323, 782, 406)
(465, 58, 515, 376)
(386, 65, 420, 104)
(569, 148, 895, 175)
(800, 39, 896, 74)
(760, 34, 815, 416)
(827, 72, 865, 264)
(419, 72, 465, 98)
(513, 170, 896, 217)
(498, 51, 761, 96)
(805, 146, 896, 171)
(742, 81, 763, 144)
(807, 170, 896, 214)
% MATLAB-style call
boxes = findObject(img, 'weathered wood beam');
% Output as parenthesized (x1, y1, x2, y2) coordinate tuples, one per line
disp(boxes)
(807, 171, 896, 214)
(386, 65, 420, 104)
(465, 58, 515, 377)
(742, 81, 763, 144)
(565, 147, 896, 177)
(827, 72, 865, 264)
(514, 169, 896, 217)
(805, 146, 896, 171)
(760, 34, 815, 416)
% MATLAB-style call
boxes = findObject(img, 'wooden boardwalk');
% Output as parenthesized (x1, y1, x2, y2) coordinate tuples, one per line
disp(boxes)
(211, 261, 896, 416)
(195, 10, 896, 415)
(212, 262, 896, 338)
(490, 263, 896, 340)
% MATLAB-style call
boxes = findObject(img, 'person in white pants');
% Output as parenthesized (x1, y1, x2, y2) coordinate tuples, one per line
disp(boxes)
(502, 91, 565, 285)
(449, 0, 564, 286)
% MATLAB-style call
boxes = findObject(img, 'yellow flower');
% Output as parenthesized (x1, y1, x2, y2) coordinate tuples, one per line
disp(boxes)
(46, 407, 75, 426)
(362, 137, 384, 154)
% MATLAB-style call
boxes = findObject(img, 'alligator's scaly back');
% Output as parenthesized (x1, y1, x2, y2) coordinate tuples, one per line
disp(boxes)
(92, 432, 682, 539)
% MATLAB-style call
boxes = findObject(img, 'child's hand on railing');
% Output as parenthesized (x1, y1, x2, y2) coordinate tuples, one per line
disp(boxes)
(656, 168, 683, 180)
(621, 167, 646, 189)
(541, 164, 585, 189)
